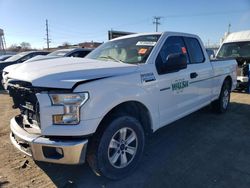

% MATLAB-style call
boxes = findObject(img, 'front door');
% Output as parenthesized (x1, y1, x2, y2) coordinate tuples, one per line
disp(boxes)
(155, 36, 211, 129)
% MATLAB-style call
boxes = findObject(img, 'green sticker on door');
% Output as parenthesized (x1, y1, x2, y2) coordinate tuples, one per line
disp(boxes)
(172, 79, 189, 93)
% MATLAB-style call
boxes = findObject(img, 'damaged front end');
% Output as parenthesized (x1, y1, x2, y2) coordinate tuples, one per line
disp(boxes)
(7, 80, 89, 164)
(7, 80, 41, 131)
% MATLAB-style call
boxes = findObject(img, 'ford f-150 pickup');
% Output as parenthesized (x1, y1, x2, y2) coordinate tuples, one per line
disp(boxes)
(4, 32, 237, 179)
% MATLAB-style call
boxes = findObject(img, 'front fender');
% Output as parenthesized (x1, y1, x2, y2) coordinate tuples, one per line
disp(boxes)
(74, 79, 159, 133)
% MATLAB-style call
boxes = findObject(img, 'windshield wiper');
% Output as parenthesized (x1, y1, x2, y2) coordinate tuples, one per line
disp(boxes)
(99, 56, 124, 63)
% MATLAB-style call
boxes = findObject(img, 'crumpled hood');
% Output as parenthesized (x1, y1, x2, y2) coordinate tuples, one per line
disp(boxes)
(7, 57, 139, 89)
(3, 56, 62, 73)
(3, 63, 20, 73)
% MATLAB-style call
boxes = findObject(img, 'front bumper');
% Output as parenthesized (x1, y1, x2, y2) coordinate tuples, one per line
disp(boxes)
(10, 116, 88, 164)
(237, 76, 249, 83)
(1, 71, 8, 90)
(237, 76, 249, 89)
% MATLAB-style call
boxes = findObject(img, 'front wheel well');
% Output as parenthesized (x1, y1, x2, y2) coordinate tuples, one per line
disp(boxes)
(95, 101, 153, 137)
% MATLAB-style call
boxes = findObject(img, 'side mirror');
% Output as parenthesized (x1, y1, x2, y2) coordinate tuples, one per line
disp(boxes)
(210, 54, 215, 60)
(163, 53, 187, 73)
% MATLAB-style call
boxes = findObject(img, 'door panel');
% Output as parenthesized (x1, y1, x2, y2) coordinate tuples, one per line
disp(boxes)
(155, 36, 213, 129)
(157, 67, 195, 128)
(188, 62, 214, 106)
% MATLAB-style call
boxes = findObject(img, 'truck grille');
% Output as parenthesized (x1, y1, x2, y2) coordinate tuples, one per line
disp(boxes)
(7, 80, 40, 128)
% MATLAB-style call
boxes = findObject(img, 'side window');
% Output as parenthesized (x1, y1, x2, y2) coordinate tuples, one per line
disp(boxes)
(69, 52, 79, 57)
(69, 51, 90, 57)
(20, 54, 32, 62)
(156, 36, 189, 74)
(78, 51, 90, 57)
(39, 52, 48, 55)
(184, 37, 205, 63)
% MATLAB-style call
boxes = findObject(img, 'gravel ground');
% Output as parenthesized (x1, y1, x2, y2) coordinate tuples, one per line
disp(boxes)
(0, 91, 250, 188)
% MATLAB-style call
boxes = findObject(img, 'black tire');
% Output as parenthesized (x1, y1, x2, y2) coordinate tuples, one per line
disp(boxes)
(87, 115, 145, 180)
(212, 80, 231, 113)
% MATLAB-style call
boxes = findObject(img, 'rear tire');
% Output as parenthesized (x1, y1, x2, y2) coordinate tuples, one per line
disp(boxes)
(87, 115, 145, 180)
(212, 80, 231, 113)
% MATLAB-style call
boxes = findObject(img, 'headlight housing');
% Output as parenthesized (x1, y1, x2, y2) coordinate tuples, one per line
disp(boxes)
(49, 92, 89, 125)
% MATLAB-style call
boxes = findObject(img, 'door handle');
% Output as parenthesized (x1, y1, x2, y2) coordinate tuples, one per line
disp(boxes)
(190, 72, 198, 79)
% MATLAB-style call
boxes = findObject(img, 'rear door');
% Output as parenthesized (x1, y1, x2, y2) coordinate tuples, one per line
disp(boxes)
(183, 37, 214, 107)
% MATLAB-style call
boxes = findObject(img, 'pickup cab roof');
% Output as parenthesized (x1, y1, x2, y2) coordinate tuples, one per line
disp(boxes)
(110, 31, 200, 41)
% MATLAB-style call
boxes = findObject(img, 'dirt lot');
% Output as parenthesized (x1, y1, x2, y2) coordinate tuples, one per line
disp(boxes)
(0, 91, 250, 188)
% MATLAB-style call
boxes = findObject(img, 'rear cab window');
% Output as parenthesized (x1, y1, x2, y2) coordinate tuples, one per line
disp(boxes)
(184, 37, 205, 63)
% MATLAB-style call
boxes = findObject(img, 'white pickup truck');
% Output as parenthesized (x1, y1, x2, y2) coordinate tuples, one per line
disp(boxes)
(5, 32, 237, 179)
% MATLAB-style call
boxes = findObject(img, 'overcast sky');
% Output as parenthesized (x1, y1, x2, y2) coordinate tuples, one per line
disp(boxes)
(0, 0, 250, 49)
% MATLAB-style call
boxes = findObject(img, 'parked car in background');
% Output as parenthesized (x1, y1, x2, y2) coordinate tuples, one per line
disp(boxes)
(24, 48, 92, 63)
(0, 51, 49, 68)
(1, 51, 49, 65)
(48, 48, 92, 57)
(216, 30, 250, 91)
(0, 54, 13, 61)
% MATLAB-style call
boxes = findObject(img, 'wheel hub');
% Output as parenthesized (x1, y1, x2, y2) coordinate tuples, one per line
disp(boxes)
(108, 127, 138, 169)
(120, 143, 125, 151)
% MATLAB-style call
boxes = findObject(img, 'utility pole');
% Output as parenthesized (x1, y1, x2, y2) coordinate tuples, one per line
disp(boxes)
(153, 16, 161, 32)
(0, 28, 6, 54)
(45, 19, 51, 50)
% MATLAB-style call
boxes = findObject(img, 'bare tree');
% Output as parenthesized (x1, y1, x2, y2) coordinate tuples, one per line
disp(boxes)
(7, 44, 21, 52)
(61, 42, 71, 48)
(20, 42, 31, 50)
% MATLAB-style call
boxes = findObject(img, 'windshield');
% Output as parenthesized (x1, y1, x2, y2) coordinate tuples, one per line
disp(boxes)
(217, 41, 250, 58)
(86, 34, 161, 64)
(4, 51, 30, 62)
(48, 50, 71, 57)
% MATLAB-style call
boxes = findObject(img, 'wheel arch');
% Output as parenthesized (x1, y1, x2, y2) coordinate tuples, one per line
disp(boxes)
(224, 75, 232, 91)
(95, 100, 153, 138)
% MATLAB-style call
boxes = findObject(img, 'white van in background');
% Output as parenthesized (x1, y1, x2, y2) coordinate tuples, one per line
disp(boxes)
(216, 30, 250, 91)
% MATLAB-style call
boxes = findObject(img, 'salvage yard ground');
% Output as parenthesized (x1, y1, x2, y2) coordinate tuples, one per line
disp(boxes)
(0, 91, 250, 188)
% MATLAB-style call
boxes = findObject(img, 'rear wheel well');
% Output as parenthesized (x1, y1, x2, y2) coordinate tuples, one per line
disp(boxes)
(224, 76, 232, 91)
(95, 101, 153, 137)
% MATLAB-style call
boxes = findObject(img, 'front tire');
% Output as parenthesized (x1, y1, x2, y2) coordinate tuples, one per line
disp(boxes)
(87, 115, 145, 180)
(212, 80, 231, 113)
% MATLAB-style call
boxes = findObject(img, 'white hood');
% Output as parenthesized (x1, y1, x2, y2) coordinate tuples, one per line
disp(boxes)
(3, 63, 20, 73)
(7, 57, 139, 89)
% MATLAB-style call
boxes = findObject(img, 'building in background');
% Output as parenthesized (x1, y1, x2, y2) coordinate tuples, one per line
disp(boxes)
(79, 41, 102, 48)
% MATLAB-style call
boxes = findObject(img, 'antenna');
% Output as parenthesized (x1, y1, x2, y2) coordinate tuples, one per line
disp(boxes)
(227, 23, 231, 34)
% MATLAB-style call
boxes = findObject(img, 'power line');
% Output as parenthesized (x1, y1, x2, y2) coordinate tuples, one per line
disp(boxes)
(153, 16, 161, 32)
(163, 9, 249, 18)
(45, 19, 51, 50)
